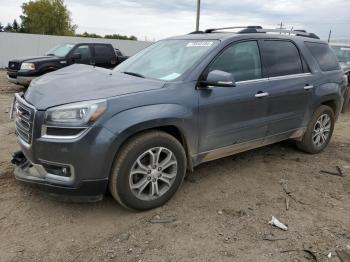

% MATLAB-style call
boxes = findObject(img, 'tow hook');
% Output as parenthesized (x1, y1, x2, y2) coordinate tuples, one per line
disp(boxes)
(11, 151, 27, 166)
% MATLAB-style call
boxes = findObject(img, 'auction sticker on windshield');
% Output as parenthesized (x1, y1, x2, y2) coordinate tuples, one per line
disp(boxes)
(186, 42, 214, 47)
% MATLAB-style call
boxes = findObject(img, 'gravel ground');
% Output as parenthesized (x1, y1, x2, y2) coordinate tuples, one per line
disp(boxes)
(0, 70, 349, 262)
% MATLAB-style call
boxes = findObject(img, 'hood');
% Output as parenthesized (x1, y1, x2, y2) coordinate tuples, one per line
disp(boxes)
(10, 56, 60, 64)
(24, 64, 166, 110)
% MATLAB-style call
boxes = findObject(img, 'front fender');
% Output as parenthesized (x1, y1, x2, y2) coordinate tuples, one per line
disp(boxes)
(102, 103, 197, 171)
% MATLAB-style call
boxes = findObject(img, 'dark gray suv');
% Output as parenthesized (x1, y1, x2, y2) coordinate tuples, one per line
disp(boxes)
(12, 27, 346, 210)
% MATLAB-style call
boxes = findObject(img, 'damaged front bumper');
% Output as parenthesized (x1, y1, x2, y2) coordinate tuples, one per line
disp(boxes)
(12, 150, 108, 199)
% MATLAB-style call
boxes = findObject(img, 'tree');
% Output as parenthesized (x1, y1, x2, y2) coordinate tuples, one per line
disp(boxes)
(0, 22, 3, 32)
(105, 34, 138, 41)
(20, 0, 77, 36)
(4, 23, 13, 32)
(12, 19, 20, 32)
(76, 32, 102, 38)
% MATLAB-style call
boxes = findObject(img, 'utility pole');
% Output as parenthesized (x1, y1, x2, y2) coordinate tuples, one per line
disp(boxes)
(277, 21, 285, 34)
(196, 0, 201, 31)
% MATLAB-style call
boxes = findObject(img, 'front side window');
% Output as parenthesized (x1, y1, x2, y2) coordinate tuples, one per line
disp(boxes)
(306, 42, 340, 71)
(74, 45, 91, 60)
(114, 40, 219, 81)
(208, 41, 262, 82)
(263, 40, 303, 77)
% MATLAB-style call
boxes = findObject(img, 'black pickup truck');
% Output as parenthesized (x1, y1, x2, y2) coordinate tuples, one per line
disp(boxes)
(7, 43, 128, 86)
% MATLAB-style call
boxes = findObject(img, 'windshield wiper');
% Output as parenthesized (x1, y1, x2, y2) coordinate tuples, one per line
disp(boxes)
(122, 71, 145, 78)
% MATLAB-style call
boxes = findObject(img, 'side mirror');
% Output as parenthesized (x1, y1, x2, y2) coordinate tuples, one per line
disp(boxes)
(199, 70, 236, 88)
(71, 52, 82, 61)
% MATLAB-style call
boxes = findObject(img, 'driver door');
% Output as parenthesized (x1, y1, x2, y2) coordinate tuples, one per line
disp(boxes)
(198, 40, 270, 154)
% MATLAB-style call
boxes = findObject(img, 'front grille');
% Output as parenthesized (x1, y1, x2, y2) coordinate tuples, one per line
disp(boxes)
(14, 96, 35, 145)
(8, 61, 20, 71)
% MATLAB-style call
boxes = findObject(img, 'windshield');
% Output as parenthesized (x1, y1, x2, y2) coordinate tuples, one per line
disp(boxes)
(114, 40, 219, 81)
(331, 45, 350, 63)
(46, 43, 75, 57)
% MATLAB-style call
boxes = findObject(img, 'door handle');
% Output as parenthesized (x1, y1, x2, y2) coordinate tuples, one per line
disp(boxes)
(304, 85, 314, 90)
(255, 92, 269, 98)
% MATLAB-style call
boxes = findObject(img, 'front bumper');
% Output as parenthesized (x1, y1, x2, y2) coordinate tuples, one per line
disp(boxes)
(7, 75, 35, 86)
(14, 154, 108, 197)
(12, 95, 118, 198)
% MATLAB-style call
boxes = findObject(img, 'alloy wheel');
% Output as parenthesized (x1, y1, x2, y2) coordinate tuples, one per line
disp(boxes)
(129, 147, 178, 201)
(312, 113, 332, 148)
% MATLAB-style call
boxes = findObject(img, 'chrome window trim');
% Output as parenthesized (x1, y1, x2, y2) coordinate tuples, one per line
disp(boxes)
(268, 73, 312, 81)
(235, 73, 312, 85)
(236, 77, 269, 85)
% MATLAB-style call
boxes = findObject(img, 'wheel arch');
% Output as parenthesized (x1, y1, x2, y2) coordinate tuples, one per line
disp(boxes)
(105, 124, 194, 181)
(103, 104, 196, 178)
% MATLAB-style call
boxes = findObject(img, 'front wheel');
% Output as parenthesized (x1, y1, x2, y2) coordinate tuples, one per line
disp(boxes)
(296, 105, 335, 154)
(109, 131, 187, 211)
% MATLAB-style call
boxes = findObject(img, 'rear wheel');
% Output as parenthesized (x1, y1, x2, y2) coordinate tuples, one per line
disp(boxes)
(109, 131, 187, 210)
(296, 105, 335, 154)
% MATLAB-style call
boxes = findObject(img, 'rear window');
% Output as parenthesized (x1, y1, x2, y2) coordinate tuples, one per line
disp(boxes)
(262, 40, 304, 77)
(94, 44, 114, 58)
(305, 42, 340, 71)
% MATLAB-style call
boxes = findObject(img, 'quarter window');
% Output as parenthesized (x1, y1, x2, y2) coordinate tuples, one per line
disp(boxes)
(208, 41, 262, 82)
(306, 42, 340, 71)
(263, 40, 303, 77)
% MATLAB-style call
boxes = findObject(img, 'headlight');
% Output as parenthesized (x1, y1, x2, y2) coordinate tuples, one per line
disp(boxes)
(20, 62, 36, 70)
(45, 99, 107, 126)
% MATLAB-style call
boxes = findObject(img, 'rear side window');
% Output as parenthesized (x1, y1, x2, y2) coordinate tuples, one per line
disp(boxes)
(208, 41, 262, 82)
(305, 42, 340, 71)
(94, 44, 114, 58)
(262, 40, 303, 77)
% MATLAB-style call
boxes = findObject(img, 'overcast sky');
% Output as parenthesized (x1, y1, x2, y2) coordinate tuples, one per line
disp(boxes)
(0, 0, 349, 41)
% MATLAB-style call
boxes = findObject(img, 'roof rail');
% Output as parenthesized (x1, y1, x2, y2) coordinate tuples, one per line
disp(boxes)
(199, 26, 320, 40)
(238, 28, 320, 39)
(204, 26, 262, 33)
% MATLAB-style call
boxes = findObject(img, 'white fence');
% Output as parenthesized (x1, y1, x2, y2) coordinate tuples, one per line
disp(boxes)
(0, 32, 152, 68)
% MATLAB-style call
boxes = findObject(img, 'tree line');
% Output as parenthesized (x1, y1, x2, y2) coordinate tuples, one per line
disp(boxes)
(0, 0, 137, 41)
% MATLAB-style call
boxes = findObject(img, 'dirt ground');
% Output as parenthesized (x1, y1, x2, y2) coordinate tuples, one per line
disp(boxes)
(0, 69, 349, 262)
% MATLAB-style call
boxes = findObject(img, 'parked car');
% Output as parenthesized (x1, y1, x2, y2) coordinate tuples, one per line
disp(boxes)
(331, 44, 350, 112)
(7, 43, 128, 87)
(11, 27, 346, 210)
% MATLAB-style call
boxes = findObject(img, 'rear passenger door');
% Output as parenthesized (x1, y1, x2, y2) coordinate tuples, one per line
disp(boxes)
(261, 40, 314, 136)
(93, 44, 117, 68)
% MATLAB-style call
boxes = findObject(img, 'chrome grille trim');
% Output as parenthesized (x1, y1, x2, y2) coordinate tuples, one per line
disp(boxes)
(8, 61, 20, 71)
(14, 93, 36, 145)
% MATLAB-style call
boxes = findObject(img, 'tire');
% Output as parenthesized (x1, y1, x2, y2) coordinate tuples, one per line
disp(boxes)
(341, 84, 350, 113)
(109, 131, 187, 211)
(296, 105, 335, 154)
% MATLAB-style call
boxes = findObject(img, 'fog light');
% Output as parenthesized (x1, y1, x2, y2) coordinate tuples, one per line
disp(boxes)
(42, 163, 72, 177)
